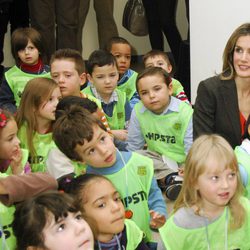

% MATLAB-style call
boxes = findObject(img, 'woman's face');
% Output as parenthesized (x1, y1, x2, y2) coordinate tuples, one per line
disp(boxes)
(233, 35, 250, 79)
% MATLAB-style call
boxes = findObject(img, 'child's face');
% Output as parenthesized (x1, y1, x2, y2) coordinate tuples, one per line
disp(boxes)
(51, 60, 86, 97)
(0, 119, 20, 160)
(75, 125, 116, 168)
(196, 158, 237, 215)
(144, 55, 172, 73)
(110, 43, 131, 75)
(87, 64, 119, 101)
(82, 179, 125, 242)
(42, 211, 94, 250)
(37, 87, 61, 122)
(137, 74, 173, 114)
(17, 40, 39, 66)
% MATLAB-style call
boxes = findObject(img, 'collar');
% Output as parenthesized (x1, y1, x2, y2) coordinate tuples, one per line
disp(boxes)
(90, 85, 118, 104)
(118, 69, 134, 86)
(140, 96, 181, 114)
(86, 150, 132, 175)
(19, 57, 45, 74)
(241, 139, 250, 154)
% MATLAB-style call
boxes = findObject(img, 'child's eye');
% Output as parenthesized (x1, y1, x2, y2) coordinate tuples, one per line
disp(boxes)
(51, 74, 58, 79)
(114, 196, 121, 202)
(75, 213, 82, 220)
(57, 223, 65, 232)
(114, 55, 121, 59)
(234, 47, 243, 53)
(126, 56, 131, 60)
(140, 91, 147, 96)
(211, 176, 219, 181)
(110, 73, 117, 77)
(228, 172, 236, 179)
(100, 136, 106, 143)
(88, 148, 95, 155)
(65, 74, 71, 78)
(98, 203, 106, 208)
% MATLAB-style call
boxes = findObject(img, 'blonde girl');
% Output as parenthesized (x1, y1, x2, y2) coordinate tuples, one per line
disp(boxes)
(159, 134, 250, 250)
(16, 77, 61, 172)
(0, 109, 30, 175)
(65, 173, 150, 250)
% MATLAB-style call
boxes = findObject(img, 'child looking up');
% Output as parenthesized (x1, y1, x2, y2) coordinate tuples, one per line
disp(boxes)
(64, 174, 150, 249)
(0, 27, 50, 113)
(106, 36, 140, 108)
(0, 109, 30, 175)
(52, 105, 167, 244)
(159, 134, 250, 249)
(143, 50, 189, 104)
(235, 115, 250, 199)
(83, 49, 132, 142)
(12, 191, 94, 250)
(16, 77, 61, 172)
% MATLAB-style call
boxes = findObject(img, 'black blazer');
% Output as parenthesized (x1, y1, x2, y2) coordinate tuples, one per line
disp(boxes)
(193, 75, 241, 148)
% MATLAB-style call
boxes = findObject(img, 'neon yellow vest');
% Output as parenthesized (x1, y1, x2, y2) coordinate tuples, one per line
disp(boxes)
(72, 161, 86, 176)
(83, 86, 126, 130)
(135, 101, 193, 163)
(124, 219, 145, 249)
(0, 173, 16, 250)
(118, 71, 138, 101)
(80, 91, 102, 109)
(18, 124, 56, 172)
(106, 152, 154, 242)
(172, 78, 184, 97)
(234, 146, 250, 198)
(5, 66, 50, 107)
(159, 197, 250, 250)
(5, 149, 29, 175)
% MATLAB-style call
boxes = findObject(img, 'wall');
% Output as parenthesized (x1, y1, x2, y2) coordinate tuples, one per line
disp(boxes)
(3, 0, 188, 65)
(190, 0, 250, 103)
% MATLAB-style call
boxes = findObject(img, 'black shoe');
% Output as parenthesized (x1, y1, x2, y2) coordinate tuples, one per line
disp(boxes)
(165, 182, 182, 201)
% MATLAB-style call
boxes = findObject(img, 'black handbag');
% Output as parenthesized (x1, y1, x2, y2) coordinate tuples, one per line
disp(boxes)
(122, 0, 148, 36)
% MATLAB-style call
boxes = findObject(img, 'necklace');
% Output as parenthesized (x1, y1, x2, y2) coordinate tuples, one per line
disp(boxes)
(203, 207, 228, 250)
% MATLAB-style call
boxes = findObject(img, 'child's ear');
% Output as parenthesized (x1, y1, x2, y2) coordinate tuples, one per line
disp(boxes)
(79, 72, 87, 86)
(87, 73, 93, 84)
(168, 81, 173, 96)
(166, 64, 173, 74)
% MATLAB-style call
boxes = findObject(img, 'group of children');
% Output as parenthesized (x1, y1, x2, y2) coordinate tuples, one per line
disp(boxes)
(0, 26, 250, 249)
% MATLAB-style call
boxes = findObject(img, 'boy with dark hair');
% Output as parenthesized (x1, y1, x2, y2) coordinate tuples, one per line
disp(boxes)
(52, 105, 167, 245)
(106, 36, 140, 108)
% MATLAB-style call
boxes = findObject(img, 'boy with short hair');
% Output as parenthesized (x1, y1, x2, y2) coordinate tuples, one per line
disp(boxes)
(83, 49, 132, 142)
(143, 50, 189, 104)
(127, 67, 193, 198)
(106, 36, 140, 108)
(52, 105, 167, 245)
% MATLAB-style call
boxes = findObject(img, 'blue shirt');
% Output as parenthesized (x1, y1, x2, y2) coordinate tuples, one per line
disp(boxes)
(127, 96, 193, 154)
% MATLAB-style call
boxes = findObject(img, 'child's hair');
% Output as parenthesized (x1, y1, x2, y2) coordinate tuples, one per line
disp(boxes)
(53, 105, 106, 161)
(16, 77, 58, 157)
(174, 134, 245, 230)
(242, 115, 250, 140)
(50, 48, 85, 75)
(11, 27, 45, 65)
(12, 191, 81, 250)
(136, 67, 172, 93)
(56, 96, 98, 116)
(0, 109, 14, 135)
(143, 50, 171, 68)
(86, 49, 118, 75)
(105, 36, 131, 52)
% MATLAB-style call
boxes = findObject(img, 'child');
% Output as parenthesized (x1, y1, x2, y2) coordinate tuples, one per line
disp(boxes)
(235, 115, 250, 199)
(106, 36, 140, 108)
(0, 109, 30, 175)
(46, 96, 106, 180)
(52, 105, 167, 244)
(83, 49, 132, 142)
(143, 49, 189, 103)
(0, 27, 50, 113)
(0, 172, 58, 249)
(16, 77, 61, 172)
(65, 173, 150, 249)
(159, 134, 250, 249)
(50, 48, 110, 132)
(127, 67, 193, 198)
(12, 191, 94, 250)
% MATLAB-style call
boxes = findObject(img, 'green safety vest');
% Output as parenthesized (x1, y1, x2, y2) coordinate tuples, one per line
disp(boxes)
(72, 161, 86, 176)
(172, 78, 184, 97)
(159, 197, 250, 250)
(118, 71, 138, 101)
(106, 152, 154, 242)
(135, 101, 193, 163)
(235, 146, 250, 199)
(18, 124, 56, 172)
(5, 66, 50, 107)
(5, 149, 29, 175)
(83, 86, 126, 130)
(124, 219, 144, 249)
(0, 173, 16, 250)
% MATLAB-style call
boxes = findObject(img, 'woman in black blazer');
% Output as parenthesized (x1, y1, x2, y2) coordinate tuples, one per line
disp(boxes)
(194, 23, 250, 148)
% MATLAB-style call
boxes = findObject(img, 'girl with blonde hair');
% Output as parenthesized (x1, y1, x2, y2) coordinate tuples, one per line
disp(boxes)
(159, 134, 250, 250)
